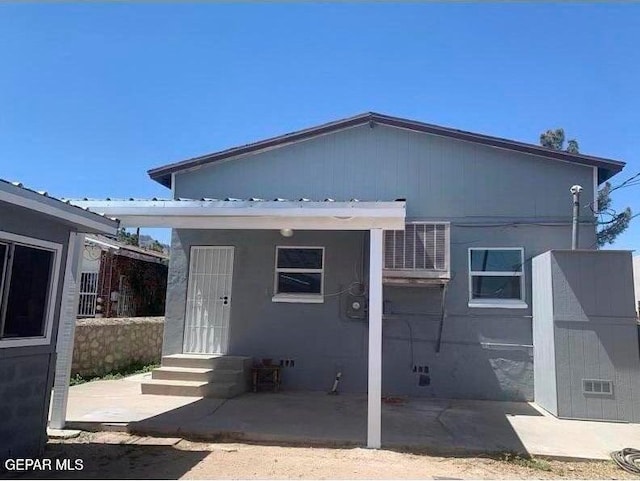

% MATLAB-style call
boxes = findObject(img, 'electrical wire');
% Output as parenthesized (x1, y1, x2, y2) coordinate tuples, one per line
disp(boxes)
(323, 281, 365, 298)
(611, 448, 640, 474)
(452, 220, 595, 228)
(396, 317, 415, 370)
(435, 283, 448, 353)
(609, 172, 640, 194)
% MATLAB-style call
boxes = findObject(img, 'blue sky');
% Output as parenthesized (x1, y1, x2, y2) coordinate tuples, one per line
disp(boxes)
(0, 3, 638, 248)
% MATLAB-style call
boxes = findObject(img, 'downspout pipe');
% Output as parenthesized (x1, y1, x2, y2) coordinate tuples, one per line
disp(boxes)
(570, 185, 583, 250)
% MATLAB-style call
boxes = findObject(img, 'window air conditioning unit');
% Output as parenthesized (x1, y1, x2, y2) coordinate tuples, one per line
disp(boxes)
(383, 222, 450, 285)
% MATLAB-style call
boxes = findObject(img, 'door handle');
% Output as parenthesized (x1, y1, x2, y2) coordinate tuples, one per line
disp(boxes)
(220, 296, 229, 305)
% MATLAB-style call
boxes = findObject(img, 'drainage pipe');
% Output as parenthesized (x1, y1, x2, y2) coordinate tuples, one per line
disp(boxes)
(570, 185, 583, 249)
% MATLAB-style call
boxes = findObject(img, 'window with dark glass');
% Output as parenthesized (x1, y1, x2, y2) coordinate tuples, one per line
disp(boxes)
(0, 242, 55, 339)
(468, 248, 524, 303)
(275, 247, 324, 296)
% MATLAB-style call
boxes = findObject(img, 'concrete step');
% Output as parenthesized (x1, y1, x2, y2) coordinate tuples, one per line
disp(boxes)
(162, 354, 252, 371)
(141, 379, 209, 397)
(141, 379, 244, 399)
(151, 366, 244, 384)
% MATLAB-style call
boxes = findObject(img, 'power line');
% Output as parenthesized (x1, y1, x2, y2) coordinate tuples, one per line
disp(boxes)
(610, 172, 640, 193)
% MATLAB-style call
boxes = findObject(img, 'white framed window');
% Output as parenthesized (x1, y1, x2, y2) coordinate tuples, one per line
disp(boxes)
(0, 230, 62, 348)
(468, 247, 527, 309)
(273, 246, 324, 303)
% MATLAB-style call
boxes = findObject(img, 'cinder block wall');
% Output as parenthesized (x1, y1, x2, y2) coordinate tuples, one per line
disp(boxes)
(0, 354, 54, 459)
(71, 317, 164, 377)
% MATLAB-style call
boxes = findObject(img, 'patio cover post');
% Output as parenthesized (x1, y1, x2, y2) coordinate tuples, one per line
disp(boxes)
(367, 228, 383, 449)
(50, 232, 85, 429)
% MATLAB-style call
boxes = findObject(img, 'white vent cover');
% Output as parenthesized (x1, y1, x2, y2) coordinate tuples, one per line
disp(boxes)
(384, 223, 448, 271)
(583, 379, 613, 395)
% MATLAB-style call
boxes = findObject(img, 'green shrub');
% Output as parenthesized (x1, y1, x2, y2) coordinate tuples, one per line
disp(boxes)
(69, 362, 159, 385)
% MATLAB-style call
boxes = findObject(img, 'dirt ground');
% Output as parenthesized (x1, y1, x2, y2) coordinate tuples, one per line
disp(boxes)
(4, 432, 638, 480)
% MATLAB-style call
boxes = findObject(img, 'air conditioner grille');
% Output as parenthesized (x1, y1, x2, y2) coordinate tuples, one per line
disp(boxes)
(384, 223, 448, 271)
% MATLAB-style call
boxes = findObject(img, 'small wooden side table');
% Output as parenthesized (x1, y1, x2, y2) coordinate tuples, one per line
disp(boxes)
(252, 366, 281, 392)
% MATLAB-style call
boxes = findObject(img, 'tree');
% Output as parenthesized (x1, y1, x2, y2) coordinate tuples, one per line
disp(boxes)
(539, 128, 632, 247)
(595, 182, 632, 247)
(149, 240, 166, 253)
(116, 228, 139, 247)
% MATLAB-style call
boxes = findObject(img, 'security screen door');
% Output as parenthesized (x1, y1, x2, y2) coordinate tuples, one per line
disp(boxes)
(183, 246, 234, 354)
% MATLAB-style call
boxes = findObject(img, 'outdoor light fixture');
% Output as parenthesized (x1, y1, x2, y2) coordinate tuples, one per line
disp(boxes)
(280, 228, 294, 238)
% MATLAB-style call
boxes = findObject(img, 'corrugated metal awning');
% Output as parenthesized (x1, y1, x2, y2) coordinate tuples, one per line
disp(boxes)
(67, 198, 406, 230)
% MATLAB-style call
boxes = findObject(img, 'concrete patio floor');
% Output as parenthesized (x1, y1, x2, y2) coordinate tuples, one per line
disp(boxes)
(57, 373, 640, 460)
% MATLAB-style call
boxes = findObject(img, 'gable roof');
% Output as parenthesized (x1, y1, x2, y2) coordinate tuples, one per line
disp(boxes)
(148, 112, 625, 188)
(0, 179, 119, 235)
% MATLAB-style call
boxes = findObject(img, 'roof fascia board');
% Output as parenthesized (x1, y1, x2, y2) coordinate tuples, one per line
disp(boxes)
(85, 236, 120, 250)
(71, 200, 404, 218)
(0, 187, 118, 235)
(377, 116, 624, 172)
(69, 200, 406, 230)
(381, 121, 602, 173)
(71, 200, 405, 217)
(86, 235, 168, 261)
(113, 248, 167, 264)
(101, 215, 405, 230)
(148, 113, 624, 187)
(155, 122, 366, 182)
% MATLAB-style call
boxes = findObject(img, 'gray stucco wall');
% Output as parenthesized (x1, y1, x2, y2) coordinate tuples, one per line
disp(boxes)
(0, 200, 71, 459)
(166, 221, 583, 401)
(533, 250, 640, 422)
(164, 122, 603, 401)
(164, 229, 370, 392)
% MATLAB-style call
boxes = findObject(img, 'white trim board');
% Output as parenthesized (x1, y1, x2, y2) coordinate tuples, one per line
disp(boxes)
(50, 232, 85, 429)
(68, 200, 406, 230)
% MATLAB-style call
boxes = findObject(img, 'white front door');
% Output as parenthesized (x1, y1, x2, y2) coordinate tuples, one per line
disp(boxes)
(183, 246, 234, 354)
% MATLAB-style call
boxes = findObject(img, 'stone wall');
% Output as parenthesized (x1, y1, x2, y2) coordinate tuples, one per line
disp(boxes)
(72, 317, 164, 377)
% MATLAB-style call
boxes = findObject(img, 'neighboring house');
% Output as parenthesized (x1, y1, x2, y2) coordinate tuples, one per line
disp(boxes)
(72, 112, 625, 448)
(78, 235, 168, 318)
(0, 179, 118, 458)
(634, 255, 640, 317)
